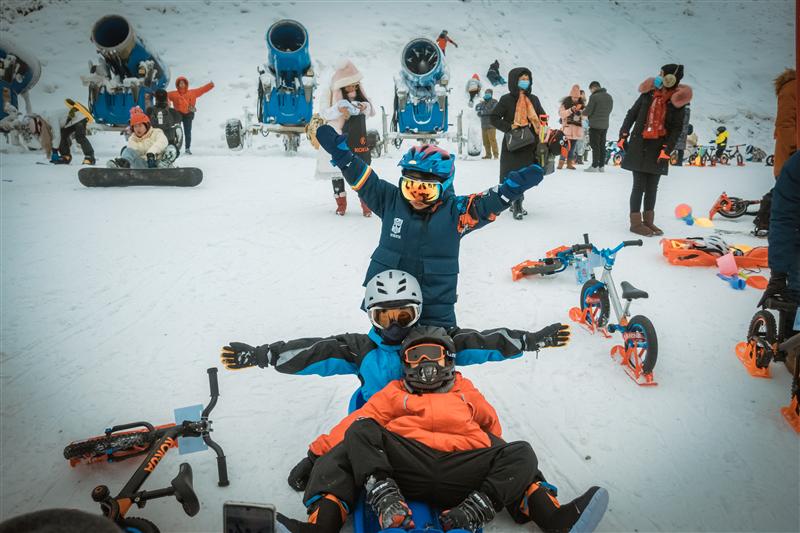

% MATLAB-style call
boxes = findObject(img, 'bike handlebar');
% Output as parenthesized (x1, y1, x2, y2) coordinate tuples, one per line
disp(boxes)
(202, 367, 220, 419)
(623, 239, 643, 247)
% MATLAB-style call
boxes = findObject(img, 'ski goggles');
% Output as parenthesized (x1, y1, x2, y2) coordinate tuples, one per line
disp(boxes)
(368, 304, 420, 330)
(400, 175, 442, 204)
(403, 343, 448, 365)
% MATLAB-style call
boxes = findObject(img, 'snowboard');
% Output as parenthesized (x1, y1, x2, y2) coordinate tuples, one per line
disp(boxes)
(78, 167, 203, 187)
(465, 110, 482, 157)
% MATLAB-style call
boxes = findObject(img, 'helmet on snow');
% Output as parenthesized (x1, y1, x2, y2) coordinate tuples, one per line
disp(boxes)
(401, 326, 457, 392)
(398, 144, 455, 189)
(690, 235, 729, 256)
(364, 270, 422, 335)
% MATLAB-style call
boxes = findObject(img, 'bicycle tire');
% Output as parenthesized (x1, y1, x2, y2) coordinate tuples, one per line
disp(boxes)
(765, 154, 774, 166)
(119, 516, 160, 533)
(748, 310, 776, 368)
(580, 279, 610, 328)
(720, 154, 730, 165)
(613, 153, 623, 166)
(64, 431, 152, 463)
(717, 196, 748, 219)
(625, 315, 658, 374)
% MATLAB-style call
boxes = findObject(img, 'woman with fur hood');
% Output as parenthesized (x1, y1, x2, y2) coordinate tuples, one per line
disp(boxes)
(618, 64, 692, 236)
(773, 68, 796, 177)
(558, 85, 585, 169)
(316, 60, 375, 216)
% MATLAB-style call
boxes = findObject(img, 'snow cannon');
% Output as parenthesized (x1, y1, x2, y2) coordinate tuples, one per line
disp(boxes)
(0, 37, 41, 122)
(225, 19, 316, 153)
(392, 38, 449, 136)
(82, 15, 169, 127)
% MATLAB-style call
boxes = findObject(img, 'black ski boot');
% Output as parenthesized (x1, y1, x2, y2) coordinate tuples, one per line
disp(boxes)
(365, 476, 414, 530)
(440, 490, 496, 532)
(521, 482, 609, 533)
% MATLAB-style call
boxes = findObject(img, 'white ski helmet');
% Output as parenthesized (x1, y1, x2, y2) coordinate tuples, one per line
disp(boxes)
(364, 270, 423, 329)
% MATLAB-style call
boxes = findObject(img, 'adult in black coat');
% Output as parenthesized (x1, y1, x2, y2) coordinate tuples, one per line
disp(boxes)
(490, 67, 546, 219)
(619, 64, 692, 236)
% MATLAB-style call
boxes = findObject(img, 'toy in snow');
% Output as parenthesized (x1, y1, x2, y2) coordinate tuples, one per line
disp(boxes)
(0, 37, 41, 124)
(745, 144, 767, 163)
(708, 192, 761, 220)
(511, 241, 594, 282)
(379, 38, 477, 156)
(226, 19, 316, 154)
(81, 15, 169, 128)
(659, 237, 768, 268)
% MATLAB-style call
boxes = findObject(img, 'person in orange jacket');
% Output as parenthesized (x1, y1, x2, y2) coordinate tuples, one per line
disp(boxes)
(436, 30, 458, 54)
(167, 76, 214, 154)
(277, 326, 609, 533)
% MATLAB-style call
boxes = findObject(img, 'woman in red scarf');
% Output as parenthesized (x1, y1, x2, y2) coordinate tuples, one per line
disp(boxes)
(618, 64, 692, 236)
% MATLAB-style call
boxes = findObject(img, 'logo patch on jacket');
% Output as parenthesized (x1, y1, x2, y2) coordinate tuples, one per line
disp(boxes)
(391, 217, 404, 239)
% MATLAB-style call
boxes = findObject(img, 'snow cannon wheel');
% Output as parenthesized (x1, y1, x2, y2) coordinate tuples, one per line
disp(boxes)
(225, 119, 244, 150)
(283, 133, 300, 153)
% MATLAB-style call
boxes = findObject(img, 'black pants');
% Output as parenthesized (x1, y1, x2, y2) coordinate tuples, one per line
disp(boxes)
(304, 419, 540, 514)
(589, 128, 607, 168)
(59, 121, 93, 158)
(629, 171, 661, 212)
(715, 144, 726, 160)
(181, 112, 194, 150)
(676, 149, 684, 165)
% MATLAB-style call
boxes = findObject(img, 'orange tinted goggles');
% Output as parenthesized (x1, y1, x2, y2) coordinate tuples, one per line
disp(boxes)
(400, 176, 442, 204)
(369, 304, 420, 330)
(404, 343, 447, 364)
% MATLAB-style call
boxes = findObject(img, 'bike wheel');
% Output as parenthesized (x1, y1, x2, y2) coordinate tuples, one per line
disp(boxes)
(717, 196, 748, 218)
(736, 154, 744, 166)
(747, 310, 776, 368)
(720, 154, 730, 165)
(119, 516, 160, 533)
(64, 432, 153, 464)
(670, 151, 678, 165)
(613, 154, 623, 166)
(765, 154, 774, 166)
(625, 315, 658, 374)
(580, 279, 610, 328)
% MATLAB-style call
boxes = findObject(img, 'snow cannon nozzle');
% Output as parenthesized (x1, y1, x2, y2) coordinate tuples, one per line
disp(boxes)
(92, 15, 136, 60)
(266, 19, 311, 76)
(401, 38, 445, 87)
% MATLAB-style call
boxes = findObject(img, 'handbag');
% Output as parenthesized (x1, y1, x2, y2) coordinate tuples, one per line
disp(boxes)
(506, 126, 536, 152)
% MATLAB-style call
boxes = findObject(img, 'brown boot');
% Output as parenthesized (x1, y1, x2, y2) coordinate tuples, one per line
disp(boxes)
(643, 210, 663, 235)
(557, 159, 565, 170)
(335, 196, 347, 216)
(567, 159, 576, 170)
(360, 199, 372, 217)
(629, 212, 654, 236)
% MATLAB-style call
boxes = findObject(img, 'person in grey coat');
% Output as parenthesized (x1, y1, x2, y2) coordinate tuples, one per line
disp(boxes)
(475, 88, 499, 159)
(583, 81, 613, 172)
(673, 104, 691, 165)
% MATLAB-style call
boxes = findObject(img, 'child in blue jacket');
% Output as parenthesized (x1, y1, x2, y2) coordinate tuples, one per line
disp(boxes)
(314, 125, 545, 328)
(221, 269, 570, 491)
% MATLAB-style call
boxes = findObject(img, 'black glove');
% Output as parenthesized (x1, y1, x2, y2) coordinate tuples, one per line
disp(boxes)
(757, 272, 787, 308)
(287, 451, 318, 491)
(220, 342, 270, 370)
(524, 323, 571, 351)
(146, 153, 157, 168)
(315, 124, 353, 168)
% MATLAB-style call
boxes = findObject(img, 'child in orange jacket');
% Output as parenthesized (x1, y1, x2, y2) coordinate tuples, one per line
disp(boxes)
(277, 327, 609, 533)
(167, 76, 213, 154)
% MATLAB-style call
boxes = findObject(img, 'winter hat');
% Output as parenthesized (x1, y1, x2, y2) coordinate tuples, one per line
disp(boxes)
(471, 73, 480, 80)
(331, 59, 363, 92)
(569, 84, 581, 99)
(129, 106, 150, 126)
(484, 88, 493, 94)
(660, 64, 684, 87)
(175, 76, 189, 90)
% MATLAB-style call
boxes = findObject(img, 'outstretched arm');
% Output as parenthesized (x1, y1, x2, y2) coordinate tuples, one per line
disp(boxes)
(450, 323, 571, 365)
(190, 82, 215, 98)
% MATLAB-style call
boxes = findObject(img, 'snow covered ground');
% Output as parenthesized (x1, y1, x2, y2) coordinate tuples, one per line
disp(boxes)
(1, 1, 798, 532)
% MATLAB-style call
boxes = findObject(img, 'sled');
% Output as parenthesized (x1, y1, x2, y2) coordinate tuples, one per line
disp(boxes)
(79, 167, 203, 187)
(659, 238, 768, 268)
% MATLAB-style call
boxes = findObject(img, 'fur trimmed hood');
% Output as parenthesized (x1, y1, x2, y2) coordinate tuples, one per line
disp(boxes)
(774, 69, 796, 95)
(638, 77, 693, 108)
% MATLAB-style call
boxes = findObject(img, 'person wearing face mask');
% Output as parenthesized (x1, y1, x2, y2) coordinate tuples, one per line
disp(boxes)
(489, 67, 547, 220)
(316, 60, 376, 216)
(474, 88, 499, 159)
(618, 64, 692, 236)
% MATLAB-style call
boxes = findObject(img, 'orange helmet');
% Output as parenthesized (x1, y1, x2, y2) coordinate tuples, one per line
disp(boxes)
(129, 106, 150, 126)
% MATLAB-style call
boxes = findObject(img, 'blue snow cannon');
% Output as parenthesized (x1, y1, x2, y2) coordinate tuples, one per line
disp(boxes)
(392, 38, 450, 137)
(0, 37, 41, 121)
(84, 15, 169, 127)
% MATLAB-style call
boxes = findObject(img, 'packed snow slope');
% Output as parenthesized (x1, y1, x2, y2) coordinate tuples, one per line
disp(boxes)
(1, 1, 798, 533)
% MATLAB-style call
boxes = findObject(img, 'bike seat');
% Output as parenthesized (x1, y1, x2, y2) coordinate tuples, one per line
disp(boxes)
(620, 281, 648, 300)
(172, 462, 200, 517)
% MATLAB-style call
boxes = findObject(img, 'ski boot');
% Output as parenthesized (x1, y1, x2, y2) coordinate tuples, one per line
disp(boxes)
(519, 482, 609, 533)
(365, 476, 414, 530)
(158, 146, 178, 168)
(439, 490, 496, 532)
(82, 155, 96, 165)
(106, 158, 131, 169)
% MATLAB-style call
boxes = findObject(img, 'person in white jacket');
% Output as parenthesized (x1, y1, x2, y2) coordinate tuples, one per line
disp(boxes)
(315, 59, 375, 216)
(107, 107, 173, 169)
(42, 99, 95, 165)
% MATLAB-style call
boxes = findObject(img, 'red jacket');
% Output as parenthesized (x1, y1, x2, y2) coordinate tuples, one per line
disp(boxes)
(167, 76, 214, 115)
(309, 373, 502, 456)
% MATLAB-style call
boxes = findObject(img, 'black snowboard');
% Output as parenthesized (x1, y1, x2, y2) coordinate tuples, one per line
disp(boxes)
(78, 167, 203, 187)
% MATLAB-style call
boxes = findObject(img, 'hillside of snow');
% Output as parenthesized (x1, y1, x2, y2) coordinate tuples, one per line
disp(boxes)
(1, 1, 798, 533)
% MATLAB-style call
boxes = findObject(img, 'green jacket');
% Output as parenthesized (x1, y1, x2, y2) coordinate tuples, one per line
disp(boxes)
(585, 88, 613, 129)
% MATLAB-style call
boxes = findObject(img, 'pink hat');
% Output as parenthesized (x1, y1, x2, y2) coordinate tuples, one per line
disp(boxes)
(331, 59, 363, 92)
(569, 84, 581, 99)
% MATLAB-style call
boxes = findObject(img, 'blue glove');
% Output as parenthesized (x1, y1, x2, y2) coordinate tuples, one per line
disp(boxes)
(498, 163, 544, 201)
(315, 124, 353, 168)
(146, 153, 157, 168)
(50, 149, 61, 163)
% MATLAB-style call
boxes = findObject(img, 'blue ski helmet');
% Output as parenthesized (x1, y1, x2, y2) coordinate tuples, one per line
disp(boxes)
(398, 144, 455, 190)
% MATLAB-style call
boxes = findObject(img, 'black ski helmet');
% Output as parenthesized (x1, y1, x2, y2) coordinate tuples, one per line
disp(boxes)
(401, 326, 456, 392)
(717, 126, 726, 134)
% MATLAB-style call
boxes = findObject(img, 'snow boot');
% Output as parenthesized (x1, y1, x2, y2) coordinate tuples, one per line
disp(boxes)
(567, 159, 577, 170)
(106, 158, 130, 169)
(360, 199, 372, 217)
(82, 155, 96, 165)
(519, 482, 609, 533)
(335, 196, 347, 216)
(629, 212, 654, 237)
(511, 200, 524, 220)
(584, 166, 599, 173)
(643, 210, 664, 236)
(276, 494, 347, 533)
(557, 159, 565, 170)
(598, 166, 605, 173)
(184, 148, 192, 155)
(440, 490, 496, 532)
(365, 476, 415, 530)
(52, 153, 72, 165)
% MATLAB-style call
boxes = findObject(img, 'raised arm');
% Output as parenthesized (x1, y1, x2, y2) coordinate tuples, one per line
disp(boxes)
(450, 323, 571, 365)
